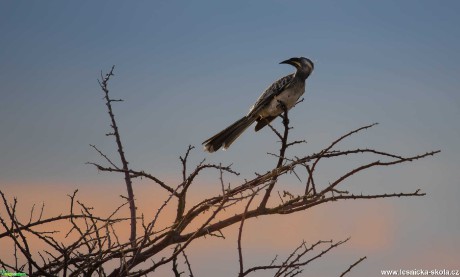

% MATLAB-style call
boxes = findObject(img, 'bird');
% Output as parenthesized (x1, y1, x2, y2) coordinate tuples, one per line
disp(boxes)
(203, 57, 314, 152)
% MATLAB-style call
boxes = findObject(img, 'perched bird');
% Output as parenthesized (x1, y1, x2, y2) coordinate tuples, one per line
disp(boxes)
(203, 57, 314, 152)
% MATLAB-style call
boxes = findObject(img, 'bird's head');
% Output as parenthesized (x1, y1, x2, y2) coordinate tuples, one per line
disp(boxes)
(280, 57, 314, 79)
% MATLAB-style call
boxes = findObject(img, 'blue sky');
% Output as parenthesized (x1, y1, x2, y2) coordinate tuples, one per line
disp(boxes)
(1, 1, 459, 276)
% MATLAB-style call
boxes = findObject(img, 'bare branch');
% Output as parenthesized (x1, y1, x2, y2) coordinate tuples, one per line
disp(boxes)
(238, 188, 261, 277)
(89, 144, 119, 170)
(180, 145, 195, 182)
(241, 238, 350, 276)
(97, 65, 137, 248)
(182, 250, 194, 277)
(259, 102, 290, 209)
(340, 256, 367, 277)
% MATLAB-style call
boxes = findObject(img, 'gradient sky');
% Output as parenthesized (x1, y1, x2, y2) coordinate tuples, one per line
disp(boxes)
(1, 1, 459, 276)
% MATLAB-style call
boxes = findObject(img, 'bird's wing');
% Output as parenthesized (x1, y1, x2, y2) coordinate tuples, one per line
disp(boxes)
(248, 73, 295, 116)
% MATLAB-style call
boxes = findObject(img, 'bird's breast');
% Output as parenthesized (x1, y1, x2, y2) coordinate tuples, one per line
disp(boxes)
(259, 85, 305, 118)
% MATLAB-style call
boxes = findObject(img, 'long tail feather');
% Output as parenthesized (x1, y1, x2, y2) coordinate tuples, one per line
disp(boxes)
(203, 116, 256, 152)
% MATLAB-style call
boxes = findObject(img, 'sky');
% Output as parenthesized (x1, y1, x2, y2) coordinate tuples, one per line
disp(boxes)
(1, 1, 459, 276)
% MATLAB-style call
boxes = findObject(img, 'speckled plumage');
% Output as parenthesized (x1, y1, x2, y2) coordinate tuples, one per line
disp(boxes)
(249, 73, 295, 116)
(203, 57, 314, 152)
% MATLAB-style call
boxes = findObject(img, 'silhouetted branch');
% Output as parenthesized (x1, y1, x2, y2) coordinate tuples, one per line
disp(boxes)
(259, 103, 290, 209)
(89, 144, 119, 170)
(238, 188, 261, 277)
(182, 250, 194, 277)
(97, 66, 137, 248)
(241, 238, 350, 276)
(340, 256, 367, 277)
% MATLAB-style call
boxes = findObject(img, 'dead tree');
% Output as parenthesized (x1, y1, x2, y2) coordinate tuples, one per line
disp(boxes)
(0, 67, 440, 276)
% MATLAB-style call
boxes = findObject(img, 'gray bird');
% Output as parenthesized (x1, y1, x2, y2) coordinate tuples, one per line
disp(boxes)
(203, 57, 314, 152)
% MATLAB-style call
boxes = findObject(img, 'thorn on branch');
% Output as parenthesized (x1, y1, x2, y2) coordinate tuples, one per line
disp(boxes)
(109, 99, 124, 103)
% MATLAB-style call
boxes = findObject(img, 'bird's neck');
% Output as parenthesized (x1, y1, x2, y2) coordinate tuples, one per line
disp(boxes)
(294, 70, 309, 80)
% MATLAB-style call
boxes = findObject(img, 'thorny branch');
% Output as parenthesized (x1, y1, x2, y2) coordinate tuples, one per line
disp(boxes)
(0, 68, 440, 276)
(97, 65, 137, 248)
(340, 256, 367, 277)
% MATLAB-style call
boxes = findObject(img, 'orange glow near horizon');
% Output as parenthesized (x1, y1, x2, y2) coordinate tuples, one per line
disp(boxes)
(1, 179, 401, 267)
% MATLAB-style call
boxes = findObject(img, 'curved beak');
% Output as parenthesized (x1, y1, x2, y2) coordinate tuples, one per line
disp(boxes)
(280, 58, 294, 65)
(280, 58, 301, 68)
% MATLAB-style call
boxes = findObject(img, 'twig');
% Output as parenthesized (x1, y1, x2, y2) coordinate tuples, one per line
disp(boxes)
(340, 256, 367, 277)
(182, 250, 194, 277)
(238, 189, 260, 277)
